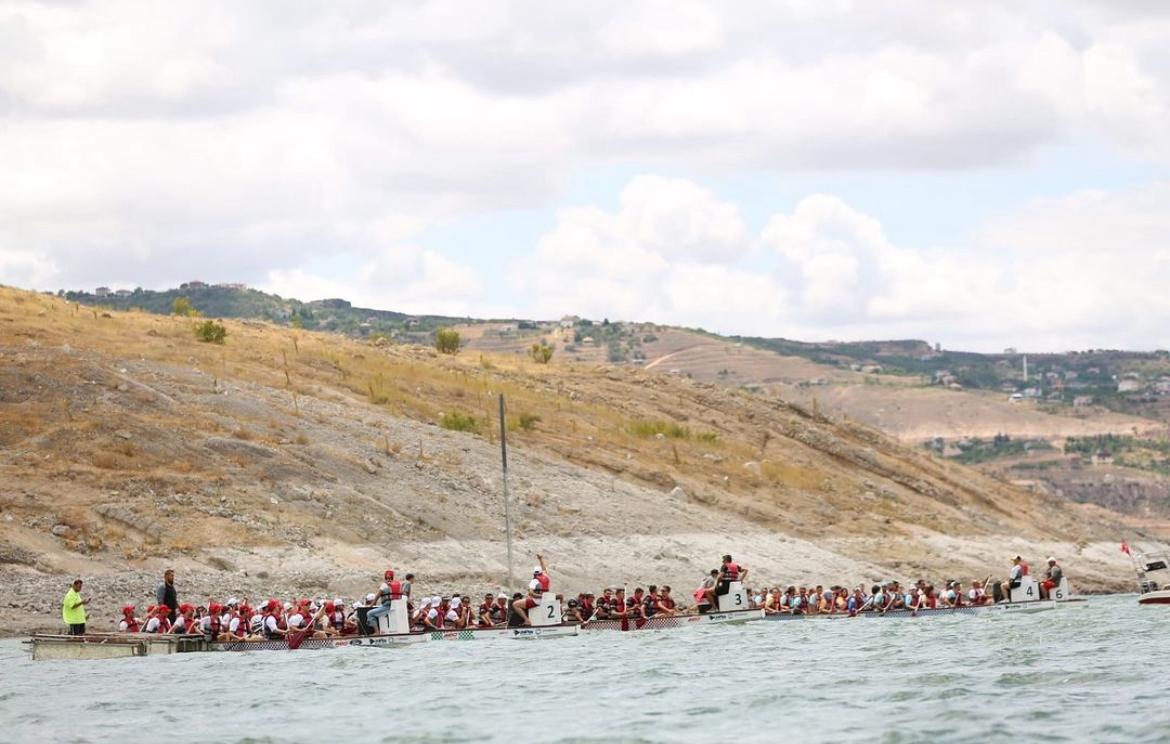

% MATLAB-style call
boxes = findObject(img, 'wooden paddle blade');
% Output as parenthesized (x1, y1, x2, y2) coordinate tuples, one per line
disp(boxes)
(287, 629, 309, 650)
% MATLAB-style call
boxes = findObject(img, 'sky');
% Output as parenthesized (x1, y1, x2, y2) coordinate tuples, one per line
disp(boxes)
(3, 1, 1170, 352)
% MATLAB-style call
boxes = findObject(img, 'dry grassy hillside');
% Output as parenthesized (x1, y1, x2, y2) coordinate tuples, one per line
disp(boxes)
(0, 287, 1149, 632)
(461, 325, 1154, 444)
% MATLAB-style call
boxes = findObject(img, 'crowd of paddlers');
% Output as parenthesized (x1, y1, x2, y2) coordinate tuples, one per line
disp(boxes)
(104, 554, 1065, 639)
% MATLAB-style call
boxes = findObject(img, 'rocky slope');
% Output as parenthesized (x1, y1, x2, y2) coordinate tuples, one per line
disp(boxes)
(0, 287, 1153, 634)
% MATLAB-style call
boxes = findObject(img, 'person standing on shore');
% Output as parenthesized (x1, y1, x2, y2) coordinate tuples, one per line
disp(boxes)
(156, 569, 178, 624)
(62, 579, 89, 635)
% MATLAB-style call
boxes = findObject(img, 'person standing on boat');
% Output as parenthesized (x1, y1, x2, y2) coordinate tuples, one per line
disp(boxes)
(155, 569, 178, 624)
(1040, 557, 1063, 599)
(529, 554, 551, 593)
(61, 579, 89, 635)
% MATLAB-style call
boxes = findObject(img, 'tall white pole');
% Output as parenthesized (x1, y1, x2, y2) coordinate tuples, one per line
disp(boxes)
(499, 394, 514, 590)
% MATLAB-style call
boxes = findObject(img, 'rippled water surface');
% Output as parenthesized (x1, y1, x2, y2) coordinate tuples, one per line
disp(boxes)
(2, 596, 1167, 743)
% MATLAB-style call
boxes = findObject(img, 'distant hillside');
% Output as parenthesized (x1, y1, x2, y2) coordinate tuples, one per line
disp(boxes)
(57, 283, 1170, 523)
(63, 284, 486, 343)
(733, 334, 1170, 422)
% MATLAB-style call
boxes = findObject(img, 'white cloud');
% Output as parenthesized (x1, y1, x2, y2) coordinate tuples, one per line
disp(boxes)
(3, 0, 1170, 352)
(261, 246, 481, 317)
(523, 175, 1170, 351)
(0, 248, 58, 288)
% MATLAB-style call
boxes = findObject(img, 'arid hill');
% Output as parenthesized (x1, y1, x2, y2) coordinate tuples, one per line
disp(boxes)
(0, 287, 1151, 633)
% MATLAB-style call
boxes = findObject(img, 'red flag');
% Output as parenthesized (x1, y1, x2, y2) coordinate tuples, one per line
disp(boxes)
(1121, 541, 1131, 556)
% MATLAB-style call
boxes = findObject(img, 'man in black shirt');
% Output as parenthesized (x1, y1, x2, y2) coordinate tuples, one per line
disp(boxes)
(155, 569, 178, 624)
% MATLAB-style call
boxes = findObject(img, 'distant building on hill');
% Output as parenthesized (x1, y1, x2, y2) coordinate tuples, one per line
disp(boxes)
(215, 283, 246, 290)
(180, 280, 207, 290)
(94, 287, 112, 297)
(1118, 379, 1145, 393)
(114, 289, 133, 297)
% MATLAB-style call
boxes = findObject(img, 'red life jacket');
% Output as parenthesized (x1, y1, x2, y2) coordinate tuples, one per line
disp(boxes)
(536, 574, 551, 592)
(123, 617, 139, 632)
(208, 614, 221, 637)
(724, 563, 741, 581)
(388, 580, 403, 600)
(1019, 562, 1030, 576)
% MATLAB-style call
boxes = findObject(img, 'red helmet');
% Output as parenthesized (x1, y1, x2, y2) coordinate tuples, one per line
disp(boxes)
(157, 604, 170, 615)
(146, 605, 157, 614)
(384, 569, 395, 580)
(179, 603, 195, 614)
(266, 599, 281, 613)
(209, 603, 223, 614)
(122, 604, 135, 615)
(324, 602, 336, 614)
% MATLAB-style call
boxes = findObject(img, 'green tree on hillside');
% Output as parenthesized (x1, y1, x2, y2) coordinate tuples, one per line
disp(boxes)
(171, 297, 200, 317)
(435, 327, 461, 354)
(194, 320, 227, 344)
(530, 341, 554, 364)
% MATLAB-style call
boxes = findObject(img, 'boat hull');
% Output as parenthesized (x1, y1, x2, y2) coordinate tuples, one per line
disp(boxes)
(207, 633, 429, 652)
(1138, 590, 1170, 605)
(427, 624, 580, 640)
(27, 633, 205, 660)
(583, 609, 763, 631)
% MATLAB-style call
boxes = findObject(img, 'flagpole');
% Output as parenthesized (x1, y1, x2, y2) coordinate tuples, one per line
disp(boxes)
(500, 394, 514, 591)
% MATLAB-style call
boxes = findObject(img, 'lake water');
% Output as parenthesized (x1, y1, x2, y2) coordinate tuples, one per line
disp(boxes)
(2, 595, 1167, 743)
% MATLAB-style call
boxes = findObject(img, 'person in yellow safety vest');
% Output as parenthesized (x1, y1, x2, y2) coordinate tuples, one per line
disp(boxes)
(62, 578, 89, 635)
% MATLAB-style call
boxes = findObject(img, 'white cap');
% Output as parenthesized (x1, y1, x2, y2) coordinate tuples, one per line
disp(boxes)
(497, 592, 508, 599)
(227, 597, 239, 606)
(533, 566, 542, 575)
(365, 593, 376, 603)
(334, 597, 344, 605)
(451, 598, 461, 608)
(1047, 556, 1056, 562)
(283, 602, 293, 610)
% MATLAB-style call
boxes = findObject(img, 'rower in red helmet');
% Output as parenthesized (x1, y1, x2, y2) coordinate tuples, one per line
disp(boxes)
(118, 604, 141, 633)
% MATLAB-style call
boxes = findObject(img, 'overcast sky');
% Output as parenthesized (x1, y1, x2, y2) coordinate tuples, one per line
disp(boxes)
(3, 1, 1170, 351)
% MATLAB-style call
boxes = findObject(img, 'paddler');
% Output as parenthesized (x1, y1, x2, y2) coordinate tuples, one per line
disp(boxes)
(656, 586, 677, 616)
(118, 604, 141, 632)
(508, 590, 542, 627)
(61, 578, 89, 636)
(491, 593, 509, 626)
(695, 569, 719, 614)
(968, 580, 988, 606)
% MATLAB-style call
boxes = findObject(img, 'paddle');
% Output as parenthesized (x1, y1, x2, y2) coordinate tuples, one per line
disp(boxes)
(850, 595, 875, 617)
(287, 604, 328, 650)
